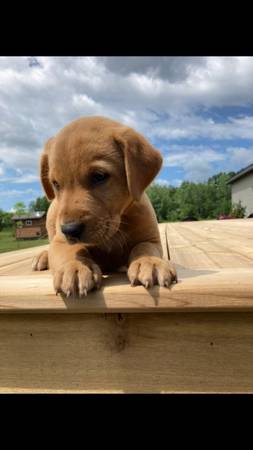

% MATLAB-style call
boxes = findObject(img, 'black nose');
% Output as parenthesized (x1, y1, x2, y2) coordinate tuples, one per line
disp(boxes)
(61, 222, 85, 239)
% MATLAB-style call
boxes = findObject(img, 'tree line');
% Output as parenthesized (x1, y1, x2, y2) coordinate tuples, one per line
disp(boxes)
(147, 171, 245, 222)
(0, 171, 246, 230)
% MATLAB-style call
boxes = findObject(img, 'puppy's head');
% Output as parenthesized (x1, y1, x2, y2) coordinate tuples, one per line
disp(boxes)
(40, 116, 162, 247)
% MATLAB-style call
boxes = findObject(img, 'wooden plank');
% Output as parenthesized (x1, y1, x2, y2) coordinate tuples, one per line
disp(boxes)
(166, 219, 253, 269)
(0, 312, 253, 393)
(180, 221, 253, 263)
(0, 245, 49, 272)
(159, 223, 169, 259)
(0, 220, 252, 313)
(0, 268, 253, 312)
(0, 220, 252, 393)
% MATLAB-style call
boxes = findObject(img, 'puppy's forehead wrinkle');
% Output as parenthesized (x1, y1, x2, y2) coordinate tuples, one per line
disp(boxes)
(54, 131, 120, 155)
(50, 142, 123, 181)
(89, 147, 121, 161)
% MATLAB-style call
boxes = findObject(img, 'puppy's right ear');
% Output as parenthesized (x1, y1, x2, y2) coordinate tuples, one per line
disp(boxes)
(40, 138, 55, 200)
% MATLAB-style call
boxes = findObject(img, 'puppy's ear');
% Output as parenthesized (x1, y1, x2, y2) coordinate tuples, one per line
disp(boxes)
(40, 138, 55, 200)
(114, 127, 163, 201)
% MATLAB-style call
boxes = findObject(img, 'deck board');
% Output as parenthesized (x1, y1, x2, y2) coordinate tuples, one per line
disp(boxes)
(0, 220, 252, 313)
(166, 219, 253, 269)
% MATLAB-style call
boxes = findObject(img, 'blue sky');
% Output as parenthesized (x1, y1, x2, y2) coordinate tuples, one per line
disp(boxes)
(1, 56, 253, 211)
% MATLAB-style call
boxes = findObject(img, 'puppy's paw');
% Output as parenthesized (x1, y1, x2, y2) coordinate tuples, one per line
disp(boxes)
(128, 256, 177, 288)
(32, 250, 49, 271)
(53, 259, 102, 297)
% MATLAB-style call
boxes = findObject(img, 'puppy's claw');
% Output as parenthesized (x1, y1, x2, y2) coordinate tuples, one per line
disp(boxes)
(128, 257, 177, 289)
(93, 273, 99, 284)
(79, 288, 88, 297)
(31, 250, 49, 272)
(66, 290, 71, 298)
(93, 276, 101, 289)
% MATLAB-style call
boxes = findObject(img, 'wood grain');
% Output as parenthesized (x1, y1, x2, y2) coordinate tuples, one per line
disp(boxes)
(0, 268, 253, 312)
(166, 219, 253, 269)
(0, 220, 253, 312)
(0, 312, 253, 393)
(0, 220, 253, 393)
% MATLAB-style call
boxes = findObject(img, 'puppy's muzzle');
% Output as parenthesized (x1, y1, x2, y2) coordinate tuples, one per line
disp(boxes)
(61, 222, 84, 240)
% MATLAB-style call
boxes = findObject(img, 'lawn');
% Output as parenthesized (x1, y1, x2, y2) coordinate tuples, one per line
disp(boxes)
(0, 228, 49, 253)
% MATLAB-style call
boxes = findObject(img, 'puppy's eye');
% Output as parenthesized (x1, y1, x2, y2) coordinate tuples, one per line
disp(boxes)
(90, 171, 110, 186)
(52, 180, 60, 191)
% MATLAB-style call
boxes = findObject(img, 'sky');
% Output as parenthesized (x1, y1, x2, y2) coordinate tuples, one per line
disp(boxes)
(1, 56, 253, 211)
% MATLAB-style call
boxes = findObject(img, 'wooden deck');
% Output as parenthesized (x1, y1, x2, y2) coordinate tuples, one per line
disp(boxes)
(0, 219, 253, 312)
(0, 219, 253, 393)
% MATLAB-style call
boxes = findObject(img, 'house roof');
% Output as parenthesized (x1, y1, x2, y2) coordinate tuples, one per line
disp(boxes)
(226, 163, 253, 184)
(12, 211, 46, 221)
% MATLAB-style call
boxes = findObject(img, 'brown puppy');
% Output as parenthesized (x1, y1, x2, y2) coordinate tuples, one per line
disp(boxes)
(33, 116, 177, 296)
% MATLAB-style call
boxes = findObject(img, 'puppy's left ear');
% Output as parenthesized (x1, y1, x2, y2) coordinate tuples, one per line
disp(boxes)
(40, 137, 55, 201)
(114, 127, 163, 201)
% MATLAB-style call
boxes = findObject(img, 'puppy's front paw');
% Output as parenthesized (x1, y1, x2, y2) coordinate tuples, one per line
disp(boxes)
(32, 250, 48, 271)
(128, 256, 177, 288)
(53, 259, 102, 297)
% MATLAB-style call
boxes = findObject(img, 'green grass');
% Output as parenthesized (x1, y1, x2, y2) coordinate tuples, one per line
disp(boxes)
(0, 228, 49, 253)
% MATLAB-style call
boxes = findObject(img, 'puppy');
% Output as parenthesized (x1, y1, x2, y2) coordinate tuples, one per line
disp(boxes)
(33, 116, 177, 296)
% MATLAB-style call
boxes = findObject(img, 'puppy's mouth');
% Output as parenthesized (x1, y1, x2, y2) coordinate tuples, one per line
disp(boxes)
(64, 216, 122, 248)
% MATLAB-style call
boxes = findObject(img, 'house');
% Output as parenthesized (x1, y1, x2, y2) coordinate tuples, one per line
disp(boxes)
(12, 211, 47, 239)
(227, 164, 253, 217)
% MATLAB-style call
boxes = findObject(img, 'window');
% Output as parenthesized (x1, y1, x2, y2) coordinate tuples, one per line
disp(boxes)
(26, 220, 32, 226)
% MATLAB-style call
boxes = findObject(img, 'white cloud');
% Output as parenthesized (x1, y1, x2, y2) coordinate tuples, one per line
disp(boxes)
(0, 188, 38, 198)
(147, 115, 253, 141)
(162, 144, 253, 182)
(164, 145, 225, 176)
(225, 147, 253, 170)
(15, 174, 40, 184)
(100, 57, 206, 81)
(166, 146, 221, 163)
(156, 178, 170, 186)
(170, 178, 183, 187)
(1, 56, 253, 190)
(1, 173, 39, 184)
(100, 57, 253, 109)
(0, 147, 41, 173)
(156, 178, 183, 187)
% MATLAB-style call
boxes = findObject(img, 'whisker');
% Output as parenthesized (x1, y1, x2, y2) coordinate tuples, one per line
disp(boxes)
(91, 215, 129, 253)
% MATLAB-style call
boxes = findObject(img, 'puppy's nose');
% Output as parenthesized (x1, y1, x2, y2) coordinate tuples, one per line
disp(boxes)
(61, 222, 85, 239)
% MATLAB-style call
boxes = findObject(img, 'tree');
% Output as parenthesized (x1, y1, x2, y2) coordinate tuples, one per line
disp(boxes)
(207, 172, 234, 217)
(29, 196, 50, 213)
(0, 210, 14, 230)
(13, 202, 27, 216)
(146, 171, 236, 223)
(147, 184, 179, 222)
(0, 209, 4, 231)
